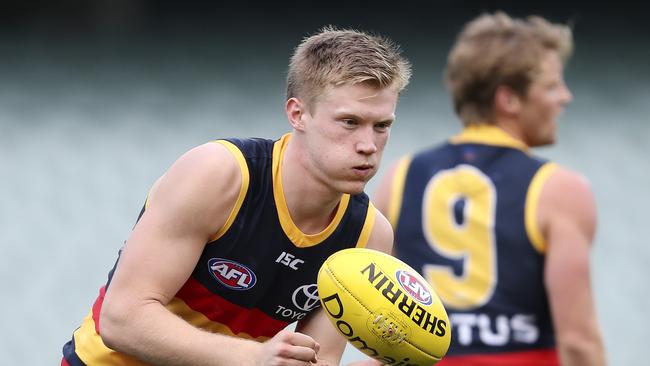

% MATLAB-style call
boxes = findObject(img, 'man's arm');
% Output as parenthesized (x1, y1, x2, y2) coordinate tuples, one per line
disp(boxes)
(539, 167, 607, 366)
(99, 142, 318, 366)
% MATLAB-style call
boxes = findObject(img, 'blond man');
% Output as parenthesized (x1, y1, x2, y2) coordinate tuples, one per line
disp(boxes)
(374, 12, 606, 366)
(62, 27, 411, 366)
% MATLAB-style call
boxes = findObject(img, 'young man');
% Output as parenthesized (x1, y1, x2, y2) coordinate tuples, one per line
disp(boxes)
(62, 27, 411, 366)
(373, 12, 606, 366)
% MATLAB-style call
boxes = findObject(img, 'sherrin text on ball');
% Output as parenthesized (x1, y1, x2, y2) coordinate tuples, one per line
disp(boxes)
(317, 248, 451, 365)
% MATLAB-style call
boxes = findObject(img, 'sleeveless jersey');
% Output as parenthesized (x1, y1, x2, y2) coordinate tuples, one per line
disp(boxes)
(387, 125, 559, 365)
(62, 133, 377, 366)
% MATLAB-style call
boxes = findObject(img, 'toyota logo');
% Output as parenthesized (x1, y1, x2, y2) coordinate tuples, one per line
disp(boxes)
(292, 284, 320, 312)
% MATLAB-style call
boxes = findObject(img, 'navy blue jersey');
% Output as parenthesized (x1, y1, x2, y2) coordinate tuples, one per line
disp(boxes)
(62, 133, 377, 366)
(388, 125, 559, 363)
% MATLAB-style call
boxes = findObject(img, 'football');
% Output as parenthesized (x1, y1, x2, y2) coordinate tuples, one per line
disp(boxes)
(317, 248, 450, 365)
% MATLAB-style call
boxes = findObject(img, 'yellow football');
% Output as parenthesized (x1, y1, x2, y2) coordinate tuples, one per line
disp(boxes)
(317, 248, 450, 365)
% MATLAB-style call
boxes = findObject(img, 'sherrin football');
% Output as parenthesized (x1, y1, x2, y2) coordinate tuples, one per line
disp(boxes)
(317, 248, 450, 365)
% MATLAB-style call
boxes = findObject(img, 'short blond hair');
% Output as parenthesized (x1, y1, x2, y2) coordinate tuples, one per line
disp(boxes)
(445, 12, 573, 125)
(287, 26, 411, 109)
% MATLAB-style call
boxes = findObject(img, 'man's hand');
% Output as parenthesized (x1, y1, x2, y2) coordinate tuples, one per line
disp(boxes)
(257, 330, 321, 365)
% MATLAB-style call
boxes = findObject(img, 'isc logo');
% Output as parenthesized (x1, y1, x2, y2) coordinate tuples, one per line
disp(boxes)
(208, 258, 257, 290)
(396, 270, 433, 305)
(275, 251, 304, 270)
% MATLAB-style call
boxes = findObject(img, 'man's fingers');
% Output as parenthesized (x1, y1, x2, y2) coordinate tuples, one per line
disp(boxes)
(288, 332, 319, 350)
(285, 345, 318, 363)
(287, 332, 320, 362)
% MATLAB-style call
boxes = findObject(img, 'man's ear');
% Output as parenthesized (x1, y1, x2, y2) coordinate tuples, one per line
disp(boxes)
(494, 85, 522, 116)
(286, 97, 307, 131)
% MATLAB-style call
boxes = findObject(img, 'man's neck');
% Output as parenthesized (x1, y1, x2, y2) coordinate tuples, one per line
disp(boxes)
(281, 139, 343, 235)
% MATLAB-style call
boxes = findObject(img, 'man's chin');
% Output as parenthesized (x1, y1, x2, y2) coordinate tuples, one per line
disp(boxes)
(339, 181, 368, 195)
(529, 131, 556, 147)
(536, 136, 556, 147)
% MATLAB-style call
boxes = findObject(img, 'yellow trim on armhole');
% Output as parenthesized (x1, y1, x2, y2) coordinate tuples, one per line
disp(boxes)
(144, 180, 159, 210)
(207, 140, 250, 242)
(387, 156, 412, 229)
(355, 203, 377, 248)
(525, 162, 558, 253)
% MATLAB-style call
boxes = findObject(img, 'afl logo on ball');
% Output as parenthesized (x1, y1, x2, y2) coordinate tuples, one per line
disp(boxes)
(208, 258, 257, 290)
(396, 270, 432, 305)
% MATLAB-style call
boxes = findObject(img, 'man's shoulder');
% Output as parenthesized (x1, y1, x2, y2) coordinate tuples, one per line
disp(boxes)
(538, 165, 596, 222)
(545, 165, 593, 198)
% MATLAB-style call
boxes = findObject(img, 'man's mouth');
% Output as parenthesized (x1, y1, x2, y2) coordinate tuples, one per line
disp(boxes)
(353, 164, 374, 171)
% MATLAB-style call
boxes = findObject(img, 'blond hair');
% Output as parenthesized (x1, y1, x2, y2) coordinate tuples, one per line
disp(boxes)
(287, 26, 411, 109)
(445, 11, 573, 125)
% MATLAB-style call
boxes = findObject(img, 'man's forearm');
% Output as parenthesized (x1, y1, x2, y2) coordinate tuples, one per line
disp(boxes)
(100, 301, 259, 366)
(559, 335, 607, 366)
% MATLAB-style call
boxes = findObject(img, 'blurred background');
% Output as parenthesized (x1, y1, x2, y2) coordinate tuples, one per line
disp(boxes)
(1, 0, 648, 364)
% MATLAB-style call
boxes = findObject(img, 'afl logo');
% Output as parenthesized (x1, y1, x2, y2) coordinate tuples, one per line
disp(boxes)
(396, 270, 433, 305)
(208, 258, 257, 290)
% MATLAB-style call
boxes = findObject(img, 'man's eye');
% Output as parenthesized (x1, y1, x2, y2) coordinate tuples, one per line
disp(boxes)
(375, 122, 392, 131)
(342, 119, 357, 126)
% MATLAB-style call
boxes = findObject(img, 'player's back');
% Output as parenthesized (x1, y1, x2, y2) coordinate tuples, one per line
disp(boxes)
(389, 125, 560, 365)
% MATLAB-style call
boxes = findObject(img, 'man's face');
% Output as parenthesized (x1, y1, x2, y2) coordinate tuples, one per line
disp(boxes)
(519, 51, 573, 147)
(300, 82, 399, 194)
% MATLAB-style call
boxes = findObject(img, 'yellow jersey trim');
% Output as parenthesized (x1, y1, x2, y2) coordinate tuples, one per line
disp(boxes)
(207, 140, 251, 243)
(144, 191, 151, 210)
(387, 156, 412, 228)
(451, 124, 529, 152)
(525, 163, 558, 253)
(355, 203, 377, 248)
(272, 133, 350, 248)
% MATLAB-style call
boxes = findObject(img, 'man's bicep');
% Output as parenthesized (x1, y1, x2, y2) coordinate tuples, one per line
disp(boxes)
(538, 167, 597, 247)
(541, 168, 599, 336)
(109, 207, 212, 305)
(544, 211, 599, 346)
(106, 143, 244, 305)
(544, 216, 593, 298)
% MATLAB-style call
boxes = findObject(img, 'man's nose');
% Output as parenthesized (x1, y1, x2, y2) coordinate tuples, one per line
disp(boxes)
(355, 127, 378, 155)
